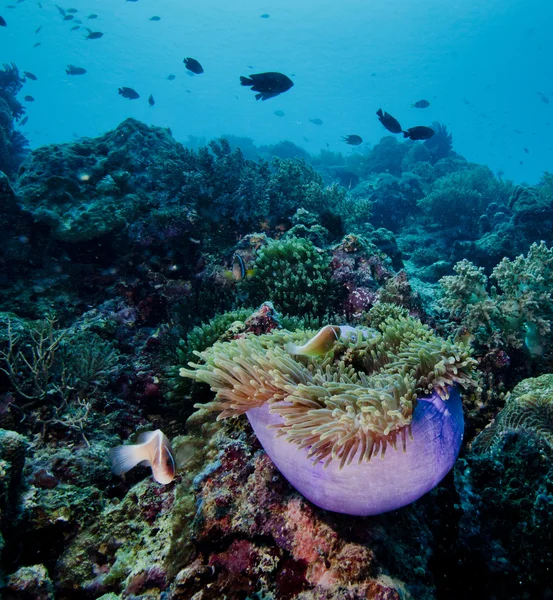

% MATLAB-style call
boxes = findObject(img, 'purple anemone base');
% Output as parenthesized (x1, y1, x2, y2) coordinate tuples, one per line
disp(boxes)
(246, 387, 464, 516)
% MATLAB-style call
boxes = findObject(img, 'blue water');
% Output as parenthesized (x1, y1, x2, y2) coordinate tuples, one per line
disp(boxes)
(3, 0, 552, 183)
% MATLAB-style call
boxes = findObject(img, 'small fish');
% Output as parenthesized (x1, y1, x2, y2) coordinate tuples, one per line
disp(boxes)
(0, 16, 6, 27)
(35, 25, 42, 33)
(403, 126, 435, 140)
(63, 14, 74, 20)
(376, 108, 402, 134)
(84, 28, 103, 39)
(66, 7, 77, 12)
(309, 118, 323, 125)
(87, 13, 97, 19)
(66, 64, 86, 75)
(33, 41, 41, 47)
(286, 325, 369, 357)
(24, 71, 37, 80)
(110, 429, 176, 485)
(118, 86, 140, 99)
(232, 253, 246, 281)
(412, 99, 430, 108)
(149, 15, 160, 21)
(24, 95, 34, 101)
(148, 94, 155, 106)
(240, 72, 293, 101)
(166, 74, 176, 80)
(183, 57, 203, 74)
(274, 110, 285, 117)
(260, 13, 270, 18)
(73, 18, 81, 23)
(55, 4, 65, 16)
(70, 25, 80, 30)
(523, 147, 529, 153)
(126, 0, 138, 2)
(20, 115, 28, 125)
(343, 134, 363, 145)
(285, 326, 341, 357)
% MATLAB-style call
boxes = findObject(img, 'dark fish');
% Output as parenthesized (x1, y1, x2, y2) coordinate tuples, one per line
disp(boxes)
(66, 7, 77, 12)
(33, 41, 41, 47)
(55, 4, 65, 16)
(20, 115, 28, 125)
(35, 25, 41, 33)
(260, 13, 270, 18)
(66, 64, 86, 75)
(183, 57, 203, 74)
(70, 25, 80, 30)
(118, 86, 140, 100)
(274, 110, 285, 117)
(148, 94, 155, 106)
(63, 14, 74, 20)
(149, 15, 160, 21)
(376, 108, 402, 134)
(523, 147, 529, 153)
(126, 0, 138, 2)
(309, 118, 323, 125)
(166, 74, 176, 80)
(412, 99, 430, 108)
(403, 126, 435, 140)
(343, 134, 363, 146)
(73, 18, 81, 23)
(0, 16, 6, 27)
(87, 13, 97, 19)
(24, 71, 37, 80)
(240, 72, 293, 101)
(85, 29, 103, 39)
(24, 95, 34, 102)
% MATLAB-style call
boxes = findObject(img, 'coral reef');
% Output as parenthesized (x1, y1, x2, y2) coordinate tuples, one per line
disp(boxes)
(0, 63, 29, 178)
(439, 241, 553, 354)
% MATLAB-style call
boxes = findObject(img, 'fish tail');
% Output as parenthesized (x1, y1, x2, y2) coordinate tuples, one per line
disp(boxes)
(109, 444, 148, 475)
(285, 342, 301, 355)
(402, 131, 409, 138)
(240, 76, 253, 86)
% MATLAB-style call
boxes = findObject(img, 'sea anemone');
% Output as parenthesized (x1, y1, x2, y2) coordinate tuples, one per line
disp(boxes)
(181, 316, 478, 515)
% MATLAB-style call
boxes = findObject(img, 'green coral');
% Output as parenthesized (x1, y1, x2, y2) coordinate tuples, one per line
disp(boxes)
(439, 242, 553, 352)
(418, 165, 512, 237)
(473, 374, 553, 453)
(245, 237, 335, 319)
(182, 315, 477, 467)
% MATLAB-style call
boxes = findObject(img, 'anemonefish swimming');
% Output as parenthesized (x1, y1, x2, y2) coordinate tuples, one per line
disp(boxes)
(109, 429, 175, 484)
(285, 325, 370, 357)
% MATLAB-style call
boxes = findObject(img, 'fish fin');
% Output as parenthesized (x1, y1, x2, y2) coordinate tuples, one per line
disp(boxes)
(245, 268, 256, 279)
(240, 76, 253, 86)
(402, 131, 410, 138)
(255, 92, 263, 100)
(109, 444, 148, 475)
(284, 341, 301, 355)
(136, 430, 159, 445)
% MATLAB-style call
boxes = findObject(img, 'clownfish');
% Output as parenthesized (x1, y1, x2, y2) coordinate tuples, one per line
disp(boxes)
(285, 325, 370, 357)
(109, 429, 175, 485)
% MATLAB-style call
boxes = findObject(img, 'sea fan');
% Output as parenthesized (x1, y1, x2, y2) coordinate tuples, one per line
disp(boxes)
(424, 121, 453, 162)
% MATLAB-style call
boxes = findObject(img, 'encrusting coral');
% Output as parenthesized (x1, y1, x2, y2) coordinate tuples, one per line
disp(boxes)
(181, 315, 477, 469)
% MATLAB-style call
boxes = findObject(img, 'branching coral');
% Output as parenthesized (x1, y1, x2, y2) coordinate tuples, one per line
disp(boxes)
(439, 242, 553, 352)
(417, 165, 513, 238)
(181, 315, 477, 468)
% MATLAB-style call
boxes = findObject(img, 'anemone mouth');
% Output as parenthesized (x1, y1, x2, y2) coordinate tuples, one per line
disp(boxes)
(181, 315, 478, 470)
